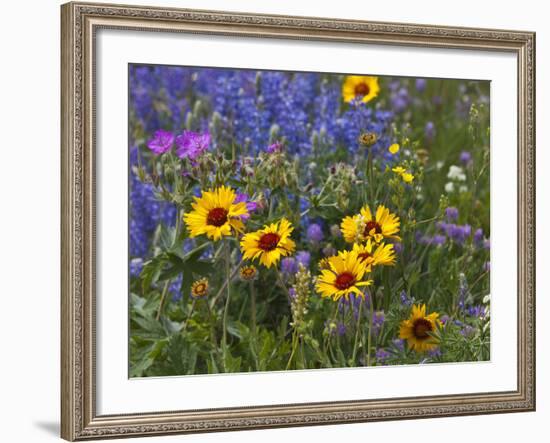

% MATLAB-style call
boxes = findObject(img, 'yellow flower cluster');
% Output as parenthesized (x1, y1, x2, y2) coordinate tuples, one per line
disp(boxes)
(315, 205, 398, 302)
(183, 186, 296, 269)
(392, 166, 414, 183)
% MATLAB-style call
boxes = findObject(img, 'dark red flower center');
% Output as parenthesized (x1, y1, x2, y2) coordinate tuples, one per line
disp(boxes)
(258, 233, 280, 251)
(358, 252, 372, 262)
(335, 272, 356, 290)
(413, 318, 433, 339)
(364, 220, 382, 236)
(354, 82, 370, 96)
(207, 207, 228, 227)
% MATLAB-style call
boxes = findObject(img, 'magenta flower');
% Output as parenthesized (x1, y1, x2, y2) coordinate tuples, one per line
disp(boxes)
(175, 130, 210, 160)
(146, 129, 174, 155)
(266, 141, 283, 154)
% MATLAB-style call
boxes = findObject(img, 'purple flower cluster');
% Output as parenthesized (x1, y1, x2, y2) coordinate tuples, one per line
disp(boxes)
(460, 150, 473, 165)
(175, 131, 210, 161)
(375, 348, 392, 363)
(435, 221, 473, 245)
(146, 129, 211, 163)
(306, 223, 324, 244)
(371, 311, 386, 335)
(281, 251, 312, 276)
(424, 121, 436, 141)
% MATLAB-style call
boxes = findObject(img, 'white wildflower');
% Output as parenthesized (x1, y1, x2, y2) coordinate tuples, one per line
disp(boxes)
(445, 182, 455, 193)
(447, 165, 466, 181)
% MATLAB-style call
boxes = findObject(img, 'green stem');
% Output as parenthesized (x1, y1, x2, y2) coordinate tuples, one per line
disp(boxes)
(156, 280, 171, 321)
(351, 297, 364, 365)
(210, 256, 244, 308)
(222, 240, 232, 370)
(249, 281, 260, 371)
(366, 290, 374, 366)
(205, 298, 218, 347)
(249, 281, 257, 339)
(181, 299, 196, 334)
(367, 147, 375, 205)
(275, 269, 291, 300)
(286, 330, 298, 370)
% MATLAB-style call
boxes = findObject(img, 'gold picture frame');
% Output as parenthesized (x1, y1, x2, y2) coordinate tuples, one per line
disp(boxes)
(61, 2, 536, 440)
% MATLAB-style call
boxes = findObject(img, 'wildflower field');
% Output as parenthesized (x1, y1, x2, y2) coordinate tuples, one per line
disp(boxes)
(129, 65, 491, 377)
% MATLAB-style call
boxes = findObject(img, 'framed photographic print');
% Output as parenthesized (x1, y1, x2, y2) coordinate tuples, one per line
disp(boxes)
(61, 1, 536, 440)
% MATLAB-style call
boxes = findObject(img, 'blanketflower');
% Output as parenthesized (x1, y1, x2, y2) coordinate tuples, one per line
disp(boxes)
(316, 250, 372, 302)
(342, 75, 380, 103)
(399, 304, 442, 353)
(341, 205, 401, 244)
(240, 218, 296, 268)
(352, 240, 396, 268)
(191, 278, 209, 298)
(175, 130, 210, 160)
(239, 265, 258, 282)
(183, 185, 248, 241)
(146, 129, 174, 155)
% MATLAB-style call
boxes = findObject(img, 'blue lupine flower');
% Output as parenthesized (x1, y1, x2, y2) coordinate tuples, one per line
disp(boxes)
(425, 121, 436, 141)
(376, 348, 392, 363)
(400, 290, 412, 306)
(445, 206, 459, 221)
(281, 257, 298, 275)
(460, 150, 473, 165)
(295, 251, 311, 268)
(306, 223, 324, 244)
(415, 78, 427, 92)
(427, 348, 442, 358)
(392, 338, 405, 352)
(466, 305, 486, 318)
(130, 258, 144, 278)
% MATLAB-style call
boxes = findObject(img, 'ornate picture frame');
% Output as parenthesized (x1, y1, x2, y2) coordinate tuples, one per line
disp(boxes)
(61, 2, 535, 440)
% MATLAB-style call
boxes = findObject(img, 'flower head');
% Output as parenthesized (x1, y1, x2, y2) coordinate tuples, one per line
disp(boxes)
(392, 166, 414, 183)
(240, 218, 296, 268)
(191, 278, 209, 298)
(399, 304, 442, 353)
(342, 75, 380, 103)
(175, 130, 210, 160)
(341, 205, 401, 244)
(296, 251, 311, 268)
(415, 78, 427, 92)
(306, 223, 324, 244)
(266, 141, 283, 154)
(424, 121, 436, 140)
(447, 165, 466, 181)
(183, 185, 248, 241)
(358, 132, 378, 147)
(445, 206, 459, 221)
(147, 129, 174, 155)
(460, 150, 472, 165)
(352, 240, 396, 268)
(281, 257, 298, 275)
(239, 265, 258, 281)
(316, 250, 373, 302)
(388, 143, 400, 154)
